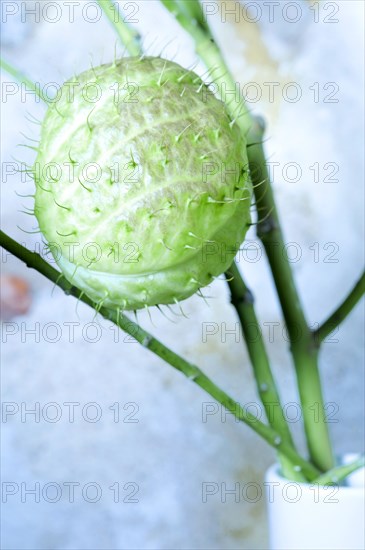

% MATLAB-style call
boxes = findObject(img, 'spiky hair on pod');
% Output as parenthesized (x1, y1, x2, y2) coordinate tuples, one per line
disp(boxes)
(34, 57, 251, 311)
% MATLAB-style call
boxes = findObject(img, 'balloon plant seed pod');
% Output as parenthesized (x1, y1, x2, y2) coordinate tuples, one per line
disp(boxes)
(34, 57, 251, 310)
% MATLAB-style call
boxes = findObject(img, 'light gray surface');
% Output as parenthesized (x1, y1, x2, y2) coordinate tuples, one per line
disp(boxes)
(1, 1, 364, 549)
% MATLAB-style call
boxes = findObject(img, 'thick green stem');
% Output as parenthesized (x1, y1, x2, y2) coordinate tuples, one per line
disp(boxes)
(97, 0, 142, 57)
(247, 118, 334, 472)
(226, 262, 305, 481)
(313, 271, 365, 346)
(0, 230, 321, 481)
(160, 1, 252, 134)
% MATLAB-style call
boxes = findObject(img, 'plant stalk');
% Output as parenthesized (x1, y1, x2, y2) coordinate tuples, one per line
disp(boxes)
(247, 118, 334, 472)
(160, 0, 252, 135)
(226, 262, 305, 481)
(97, 0, 142, 57)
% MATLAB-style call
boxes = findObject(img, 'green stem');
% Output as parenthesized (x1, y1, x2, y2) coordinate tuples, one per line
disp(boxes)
(0, 230, 320, 481)
(0, 58, 49, 103)
(160, 0, 252, 134)
(226, 262, 305, 481)
(313, 456, 364, 486)
(313, 271, 365, 346)
(247, 118, 334, 472)
(97, 0, 142, 57)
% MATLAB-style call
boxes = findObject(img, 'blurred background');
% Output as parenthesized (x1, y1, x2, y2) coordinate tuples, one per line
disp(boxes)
(1, 1, 364, 548)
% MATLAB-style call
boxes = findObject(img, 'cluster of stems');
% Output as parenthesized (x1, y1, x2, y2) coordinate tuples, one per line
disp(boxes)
(1, 0, 364, 485)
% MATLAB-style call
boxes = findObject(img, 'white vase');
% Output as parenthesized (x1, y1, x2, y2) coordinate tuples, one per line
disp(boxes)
(265, 454, 365, 550)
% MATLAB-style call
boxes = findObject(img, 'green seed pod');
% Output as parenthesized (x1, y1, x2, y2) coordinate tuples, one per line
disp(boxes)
(34, 57, 251, 310)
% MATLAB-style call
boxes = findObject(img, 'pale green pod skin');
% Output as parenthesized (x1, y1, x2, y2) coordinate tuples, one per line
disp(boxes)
(34, 57, 251, 310)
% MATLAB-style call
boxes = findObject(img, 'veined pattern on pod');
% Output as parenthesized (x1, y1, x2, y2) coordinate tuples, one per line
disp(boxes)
(34, 57, 251, 310)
